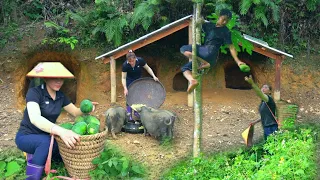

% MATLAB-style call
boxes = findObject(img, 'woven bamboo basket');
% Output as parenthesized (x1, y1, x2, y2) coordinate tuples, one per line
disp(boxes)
(55, 130, 107, 179)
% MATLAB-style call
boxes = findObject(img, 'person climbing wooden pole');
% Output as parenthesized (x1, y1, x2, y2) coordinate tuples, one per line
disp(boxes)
(179, 2, 251, 157)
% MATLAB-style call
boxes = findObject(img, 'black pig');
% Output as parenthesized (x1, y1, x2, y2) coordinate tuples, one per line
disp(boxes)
(105, 105, 130, 139)
(134, 106, 176, 143)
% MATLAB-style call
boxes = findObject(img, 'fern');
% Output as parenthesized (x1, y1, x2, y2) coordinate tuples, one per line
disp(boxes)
(254, 6, 268, 27)
(92, 16, 128, 46)
(240, 0, 252, 15)
(252, 0, 261, 4)
(240, 0, 280, 26)
(269, 2, 279, 22)
(306, 0, 320, 11)
(130, 0, 161, 30)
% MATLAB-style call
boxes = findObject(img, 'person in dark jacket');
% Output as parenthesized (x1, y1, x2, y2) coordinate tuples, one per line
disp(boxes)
(245, 75, 278, 140)
(180, 9, 250, 93)
(122, 50, 159, 121)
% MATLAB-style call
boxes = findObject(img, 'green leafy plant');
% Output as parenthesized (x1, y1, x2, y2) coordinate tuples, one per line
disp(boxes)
(239, 0, 280, 27)
(22, 0, 44, 20)
(0, 23, 20, 49)
(42, 21, 78, 49)
(0, 161, 22, 178)
(0, 149, 26, 180)
(282, 104, 299, 129)
(163, 127, 317, 180)
(65, 0, 129, 47)
(206, 12, 254, 55)
(130, 0, 161, 30)
(90, 145, 145, 179)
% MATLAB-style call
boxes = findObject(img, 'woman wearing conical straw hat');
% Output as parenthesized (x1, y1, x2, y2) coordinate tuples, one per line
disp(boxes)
(15, 62, 97, 180)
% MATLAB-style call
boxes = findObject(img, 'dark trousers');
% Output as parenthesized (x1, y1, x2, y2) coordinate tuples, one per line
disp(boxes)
(263, 124, 278, 140)
(15, 131, 61, 166)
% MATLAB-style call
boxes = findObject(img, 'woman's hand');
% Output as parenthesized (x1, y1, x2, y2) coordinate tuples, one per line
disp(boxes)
(124, 88, 128, 96)
(52, 125, 80, 149)
(153, 76, 159, 82)
(244, 75, 254, 85)
(91, 101, 99, 112)
(59, 129, 80, 149)
(250, 119, 261, 126)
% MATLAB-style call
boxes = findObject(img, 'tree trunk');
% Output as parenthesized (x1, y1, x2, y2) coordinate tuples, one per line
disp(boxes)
(192, 2, 203, 158)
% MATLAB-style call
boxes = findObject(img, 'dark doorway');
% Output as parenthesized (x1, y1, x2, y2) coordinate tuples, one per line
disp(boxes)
(60, 79, 77, 103)
(142, 64, 158, 78)
(173, 72, 188, 91)
(225, 64, 253, 90)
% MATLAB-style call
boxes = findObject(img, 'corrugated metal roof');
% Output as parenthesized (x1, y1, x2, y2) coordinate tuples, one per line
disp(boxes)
(95, 15, 293, 60)
(243, 34, 293, 58)
(95, 15, 192, 60)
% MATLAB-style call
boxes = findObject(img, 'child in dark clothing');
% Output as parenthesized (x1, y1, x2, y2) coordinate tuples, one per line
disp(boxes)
(180, 9, 250, 93)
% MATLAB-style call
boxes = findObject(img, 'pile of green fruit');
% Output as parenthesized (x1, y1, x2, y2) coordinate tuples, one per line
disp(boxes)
(60, 99, 100, 135)
(60, 115, 100, 135)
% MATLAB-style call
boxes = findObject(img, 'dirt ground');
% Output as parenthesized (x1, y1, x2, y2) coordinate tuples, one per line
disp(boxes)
(0, 68, 265, 178)
(1, 65, 319, 179)
(0, 27, 319, 178)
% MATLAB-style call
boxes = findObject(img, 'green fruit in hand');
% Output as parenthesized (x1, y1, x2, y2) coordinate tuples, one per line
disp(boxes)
(80, 99, 93, 114)
(60, 122, 73, 130)
(72, 122, 87, 135)
(239, 64, 251, 73)
(75, 116, 85, 123)
(87, 123, 100, 135)
(85, 115, 100, 125)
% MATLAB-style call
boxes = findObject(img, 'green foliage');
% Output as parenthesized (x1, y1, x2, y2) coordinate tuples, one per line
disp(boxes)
(90, 145, 145, 179)
(65, 0, 129, 47)
(0, 161, 22, 178)
(130, 0, 161, 30)
(281, 104, 299, 129)
(0, 23, 20, 49)
(0, 149, 26, 180)
(22, 0, 44, 20)
(240, 0, 280, 27)
(45, 161, 68, 180)
(163, 127, 317, 180)
(42, 21, 78, 49)
(206, 12, 254, 55)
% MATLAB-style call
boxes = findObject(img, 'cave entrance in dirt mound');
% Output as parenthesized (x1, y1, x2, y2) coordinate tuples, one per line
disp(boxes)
(24, 52, 80, 104)
(173, 72, 188, 91)
(224, 63, 253, 90)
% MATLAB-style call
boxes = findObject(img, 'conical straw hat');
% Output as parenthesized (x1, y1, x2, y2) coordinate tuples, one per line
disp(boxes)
(26, 62, 74, 78)
(241, 124, 254, 147)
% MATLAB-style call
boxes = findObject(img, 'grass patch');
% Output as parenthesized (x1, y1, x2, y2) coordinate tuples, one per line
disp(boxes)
(162, 124, 318, 180)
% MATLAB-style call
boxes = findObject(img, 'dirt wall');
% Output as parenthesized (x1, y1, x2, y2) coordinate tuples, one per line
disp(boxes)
(0, 39, 319, 113)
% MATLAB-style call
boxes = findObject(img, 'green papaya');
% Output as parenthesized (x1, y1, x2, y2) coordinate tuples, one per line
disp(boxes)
(72, 122, 87, 135)
(87, 123, 100, 135)
(239, 64, 251, 73)
(85, 115, 100, 126)
(60, 122, 73, 130)
(80, 99, 93, 114)
(75, 116, 85, 123)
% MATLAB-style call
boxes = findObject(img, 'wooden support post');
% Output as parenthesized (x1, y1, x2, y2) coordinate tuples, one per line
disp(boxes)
(188, 21, 194, 107)
(274, 57, 282, 101)
(110, 57, 117, 103)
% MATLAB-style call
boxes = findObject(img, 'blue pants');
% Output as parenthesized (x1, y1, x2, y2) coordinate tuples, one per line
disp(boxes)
(15, 132, 61, 166)
(180, 44, 217, 72)
(263, 124, 278, 140)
